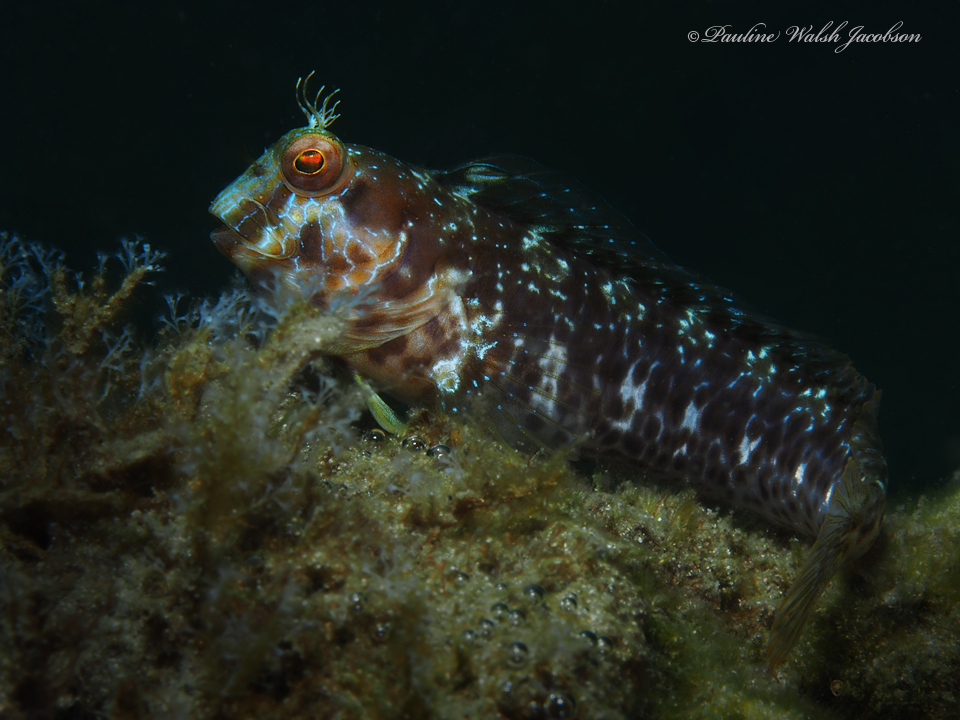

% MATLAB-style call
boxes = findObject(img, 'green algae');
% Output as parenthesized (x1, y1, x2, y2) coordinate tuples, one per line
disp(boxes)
(0, 236, 957, 719)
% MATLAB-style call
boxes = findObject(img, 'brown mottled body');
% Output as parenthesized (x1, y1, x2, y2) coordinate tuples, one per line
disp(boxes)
(210, 85, 886, 667)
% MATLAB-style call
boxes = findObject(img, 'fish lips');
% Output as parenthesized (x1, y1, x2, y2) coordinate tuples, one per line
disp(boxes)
(211, 225, 243, 257)
(210, 223, 300, 262)
(210, 225, 295, 295)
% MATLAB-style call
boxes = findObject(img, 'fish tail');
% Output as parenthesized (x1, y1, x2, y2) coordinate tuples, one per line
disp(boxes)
(766, 435, 886, 668)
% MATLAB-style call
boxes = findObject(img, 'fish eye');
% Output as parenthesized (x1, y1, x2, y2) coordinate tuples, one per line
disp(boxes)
(281, 132, 345, 195)
(294, 149, 324, 174)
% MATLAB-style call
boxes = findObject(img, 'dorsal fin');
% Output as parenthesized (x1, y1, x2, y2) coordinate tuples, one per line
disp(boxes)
(434, 155, 753, 322)
(435, 155, 674, 268)
(435, 155, 865, 394)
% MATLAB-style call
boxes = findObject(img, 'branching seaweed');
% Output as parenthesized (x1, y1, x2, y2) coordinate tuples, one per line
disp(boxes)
(0, 233, 957, 720)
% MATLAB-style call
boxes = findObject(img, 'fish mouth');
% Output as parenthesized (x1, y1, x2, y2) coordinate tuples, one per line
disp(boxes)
(210, 222, 300, 261)
(211, 224, 306, 295)
(211, 225, 244, 256)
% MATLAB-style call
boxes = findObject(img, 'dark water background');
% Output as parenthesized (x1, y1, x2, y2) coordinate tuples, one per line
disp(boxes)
(1, 2, 957, 496)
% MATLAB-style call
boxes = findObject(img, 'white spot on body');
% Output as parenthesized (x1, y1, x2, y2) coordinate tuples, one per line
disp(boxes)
(738, 434, 761, 464)
(793, 462, 807, 485)
(681, 402, 700, 432)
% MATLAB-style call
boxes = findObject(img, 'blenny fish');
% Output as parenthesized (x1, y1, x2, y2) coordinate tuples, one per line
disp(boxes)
(209, 76, 887, 667)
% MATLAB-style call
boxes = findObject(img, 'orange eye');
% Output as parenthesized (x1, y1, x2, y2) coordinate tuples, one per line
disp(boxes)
(281, 132, 345, 195)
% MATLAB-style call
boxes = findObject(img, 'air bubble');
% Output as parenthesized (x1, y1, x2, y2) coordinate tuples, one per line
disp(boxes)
(491, 602, 510, 620)
(349, 592, 367, 611)
(523, 584, 545, 604)
(427, 443, 451, 458)
(402, 435, 427, 451)
(578, 630, 597, 645)
(508, 608, 526, 626)
(362, 429, 386, 445)
(546, 692, 577, 718)
(507, 641, 529, 665)
(375, 622, 391, 640)
(597, 636, 614, 656)
(559, 595, 577, 611)
(478, 618, 495, 637)
(462, 629, 478, 642)
(452, 570, 470, 585)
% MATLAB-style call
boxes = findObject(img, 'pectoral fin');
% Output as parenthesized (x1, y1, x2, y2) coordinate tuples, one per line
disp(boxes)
(354, 372, 406, 435)
(766, 451, 885, 667)
(766, 513, 848, 668)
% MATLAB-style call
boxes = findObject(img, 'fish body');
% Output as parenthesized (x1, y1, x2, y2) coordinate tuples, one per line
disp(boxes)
(210, 83, 886, 666)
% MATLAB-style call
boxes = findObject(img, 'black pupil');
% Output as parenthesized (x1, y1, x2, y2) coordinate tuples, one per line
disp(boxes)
(295, 149, 324, 174)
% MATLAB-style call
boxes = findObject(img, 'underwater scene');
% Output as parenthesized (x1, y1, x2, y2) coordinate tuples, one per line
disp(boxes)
(1, 4, 958, 719)
(0, 227, 958, 719)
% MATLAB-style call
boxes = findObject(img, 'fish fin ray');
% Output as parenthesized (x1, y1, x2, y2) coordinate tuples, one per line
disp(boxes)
(766, 450, 884, 667)
(766, 516, 848, 668)
(434, 155, 673, 268)
(340, 282, 454, 350)
(438, 159, 870, 395)
(499, 355, 599, 400)
(469, 354, 591, 452)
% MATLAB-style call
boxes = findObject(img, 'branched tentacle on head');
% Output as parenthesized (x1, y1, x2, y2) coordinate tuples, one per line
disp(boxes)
(296, 71, 341, 130)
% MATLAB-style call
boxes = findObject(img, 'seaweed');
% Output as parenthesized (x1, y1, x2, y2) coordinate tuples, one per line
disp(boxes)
(0, 233, 956, 719)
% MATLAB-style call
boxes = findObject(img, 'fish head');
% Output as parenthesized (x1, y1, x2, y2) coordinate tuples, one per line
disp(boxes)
(209, 126, 419, 306)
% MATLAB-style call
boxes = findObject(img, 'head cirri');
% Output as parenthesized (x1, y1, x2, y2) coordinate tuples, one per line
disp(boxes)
(209, 73, 420, 308)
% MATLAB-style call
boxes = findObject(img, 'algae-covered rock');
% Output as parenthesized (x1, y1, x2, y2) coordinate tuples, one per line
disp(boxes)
(0, 235, 957, 719)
